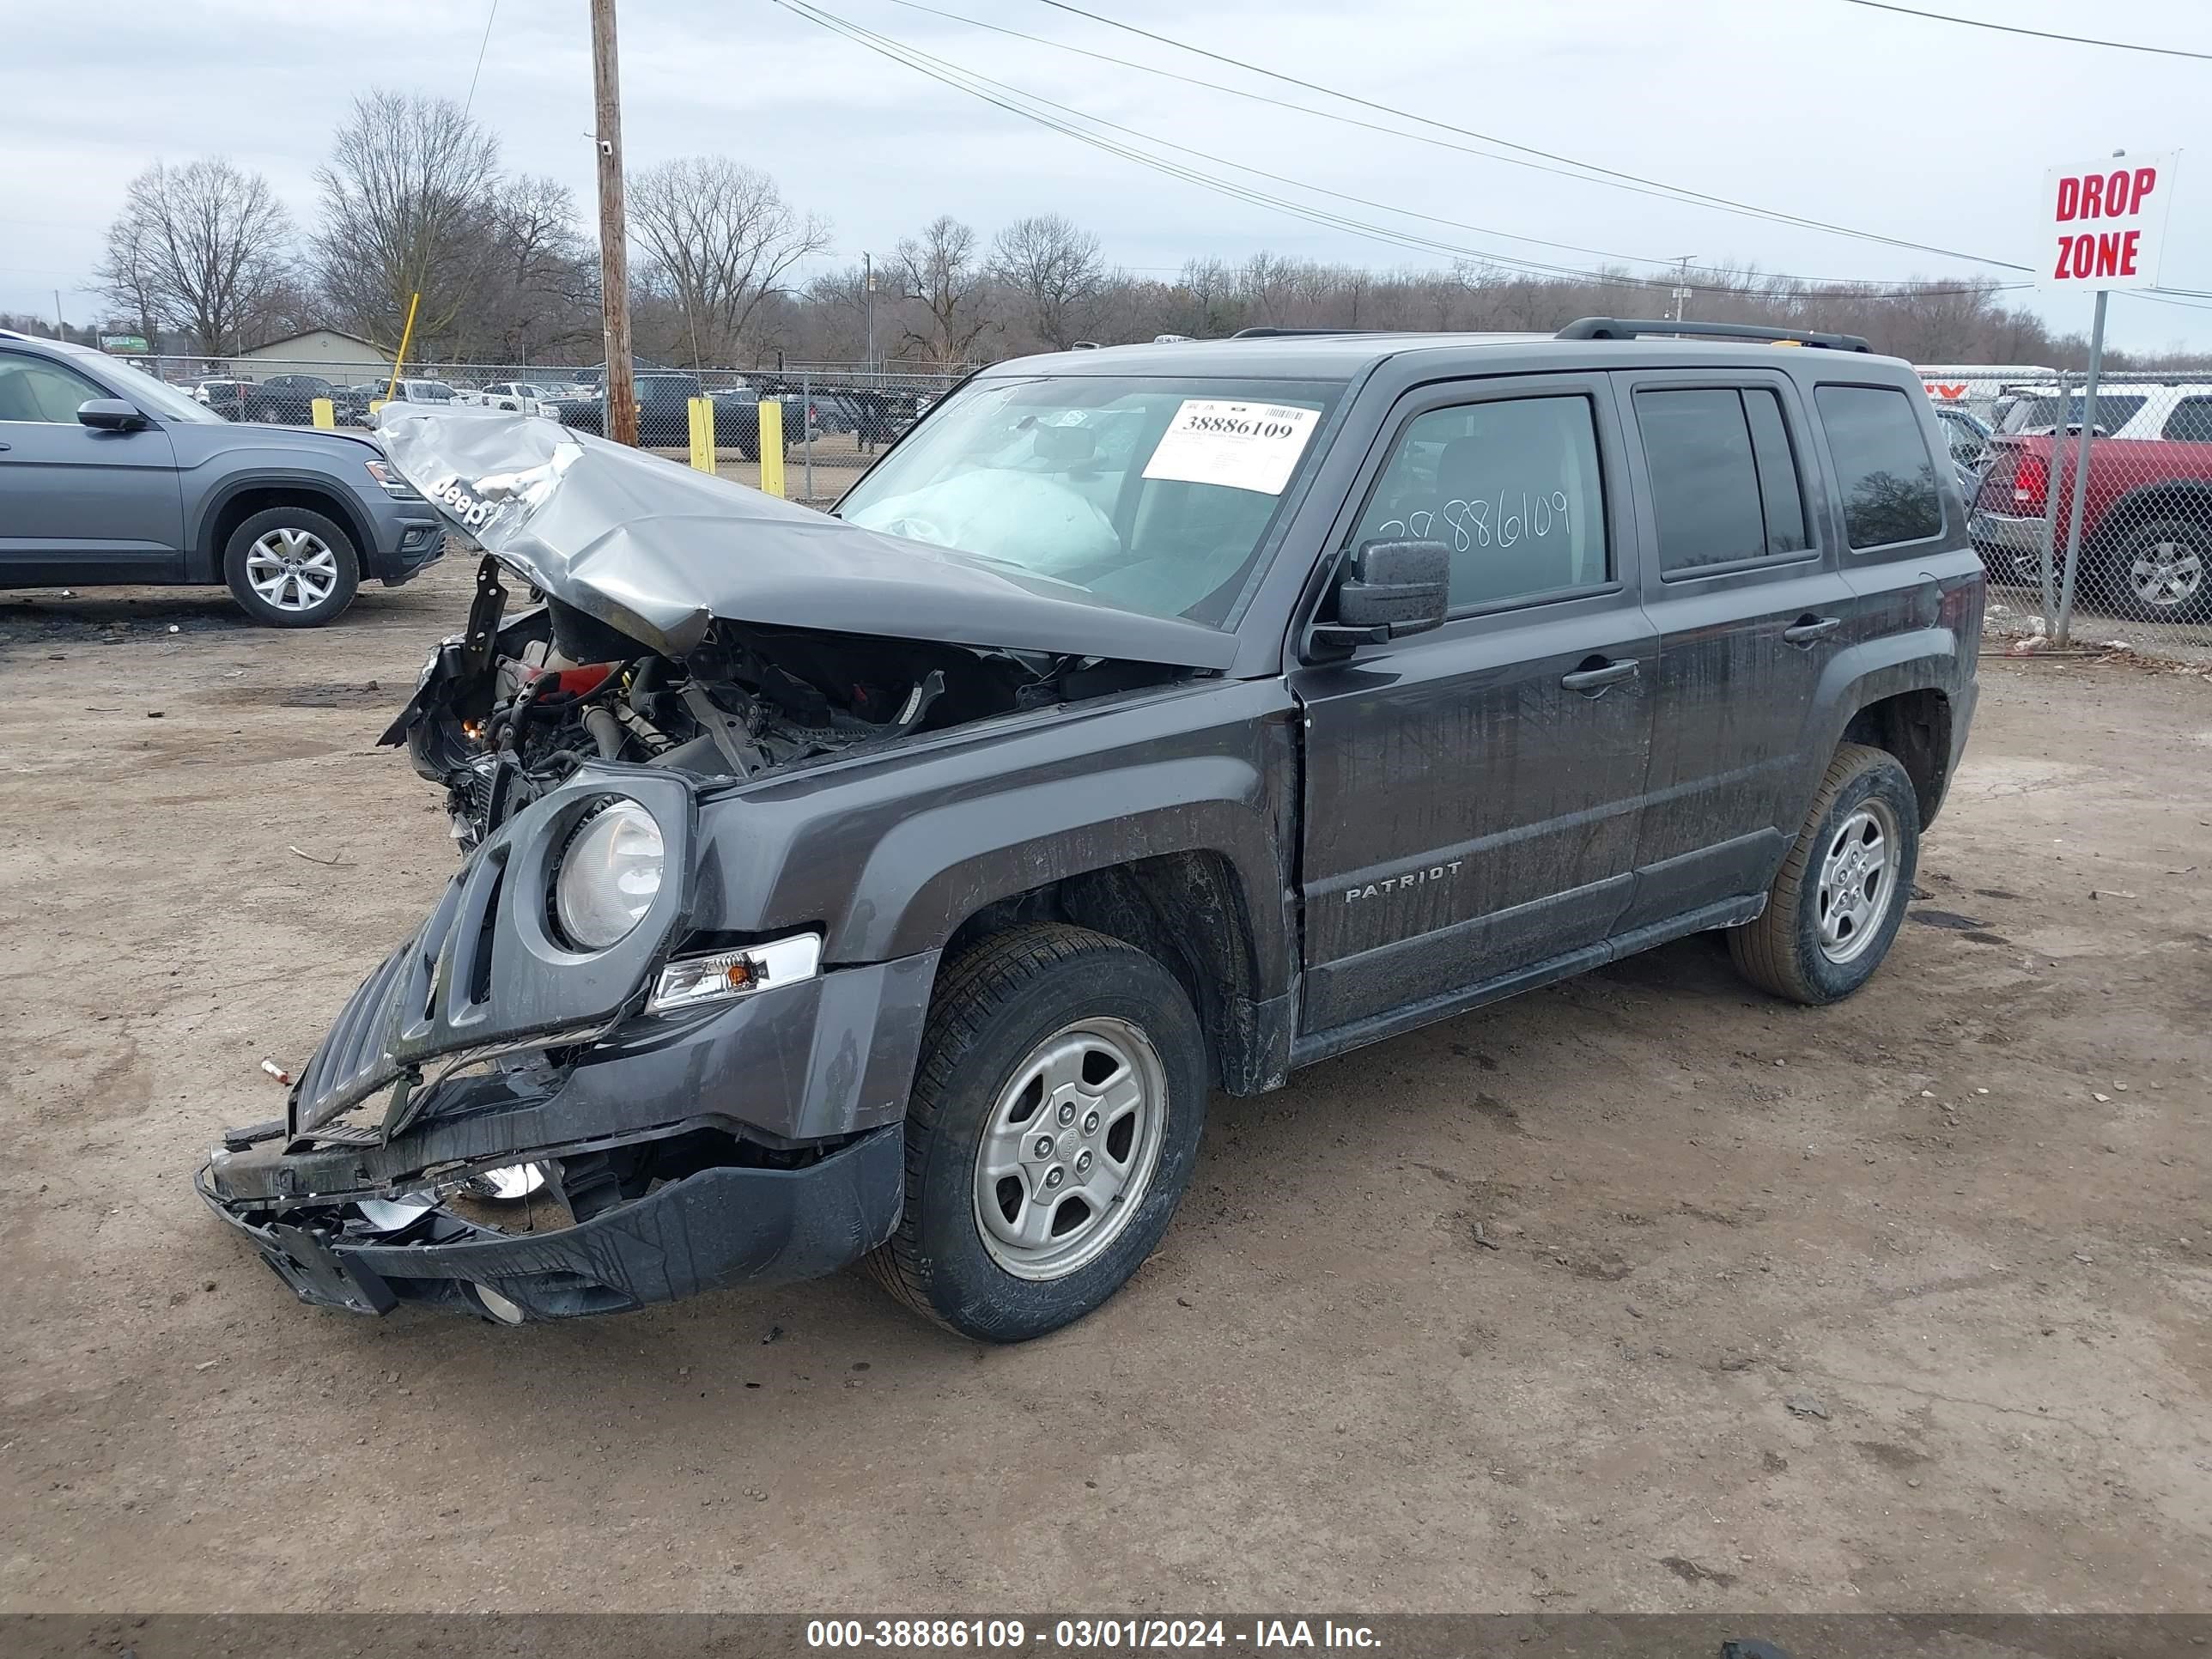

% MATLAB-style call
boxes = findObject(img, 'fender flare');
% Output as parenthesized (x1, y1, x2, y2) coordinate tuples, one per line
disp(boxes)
(832, 751, 1293, 1000)
(1802, 624, 1962, 817)
(191, 471, 375, 584)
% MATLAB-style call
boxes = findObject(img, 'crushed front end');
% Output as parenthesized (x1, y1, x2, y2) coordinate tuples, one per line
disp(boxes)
(198, 762, 930, 1322)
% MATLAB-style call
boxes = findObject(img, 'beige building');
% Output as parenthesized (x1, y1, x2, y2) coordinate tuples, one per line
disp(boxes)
(234, 329, 394, 386)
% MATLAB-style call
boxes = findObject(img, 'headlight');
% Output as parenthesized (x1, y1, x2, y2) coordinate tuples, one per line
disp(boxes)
(649, 933, 822, 1013)
(534, 400, 558, 417)
(553, 799, 664, 951)
(364, 458, 424, 500)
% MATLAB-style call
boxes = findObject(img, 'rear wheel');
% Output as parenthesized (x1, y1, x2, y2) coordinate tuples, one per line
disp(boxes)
(1728, 743, 1920, 1005)
(865, 924, 1207, 1342)
(222, 506, 360, 627)
(2106, 519, 2209, 623)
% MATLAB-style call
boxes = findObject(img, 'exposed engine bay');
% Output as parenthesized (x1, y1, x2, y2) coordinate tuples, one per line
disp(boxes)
(385, 556, 1187, 850)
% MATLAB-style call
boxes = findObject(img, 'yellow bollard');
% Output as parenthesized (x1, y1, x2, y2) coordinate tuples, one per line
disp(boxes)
(757, 398, 785, 499)
(687, 397, 716, 474)
(310, 397, 335, 428)
(368, 398, 386, 416)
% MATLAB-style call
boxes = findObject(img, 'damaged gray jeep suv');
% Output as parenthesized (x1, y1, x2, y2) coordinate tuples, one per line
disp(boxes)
(199, 319, 1983, 1340)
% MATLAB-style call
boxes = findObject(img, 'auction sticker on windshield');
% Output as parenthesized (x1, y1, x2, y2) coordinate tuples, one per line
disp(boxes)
(1141, 399, 1320, 495)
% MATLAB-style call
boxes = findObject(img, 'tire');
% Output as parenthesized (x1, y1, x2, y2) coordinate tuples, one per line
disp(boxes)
(2104, 518, 2210, 623)
(221, 505, 361, 628)
(865, 923, 1209, 1342)
(737, 437, 760, 463)
(1728, 743, 1920, 1006)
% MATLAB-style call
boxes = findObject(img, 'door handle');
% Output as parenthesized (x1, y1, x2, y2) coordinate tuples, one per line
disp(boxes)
(1560, 657, 1639, 695)
(0, 441, 10, 451)
(1783, 615, 1841, 645)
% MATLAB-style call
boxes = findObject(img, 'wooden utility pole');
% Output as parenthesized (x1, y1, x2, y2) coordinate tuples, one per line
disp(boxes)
(590, 0, 637, 446)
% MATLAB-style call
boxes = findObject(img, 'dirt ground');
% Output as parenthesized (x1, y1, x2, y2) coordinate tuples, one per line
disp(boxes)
(2, 556, 2208, 1614)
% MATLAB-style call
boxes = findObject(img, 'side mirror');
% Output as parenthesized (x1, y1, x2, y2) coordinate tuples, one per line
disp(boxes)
(1310, 538, 1451, 655)
(78, 398, 148, 432)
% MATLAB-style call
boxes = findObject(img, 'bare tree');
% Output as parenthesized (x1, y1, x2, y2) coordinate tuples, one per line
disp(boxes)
(95, 159, 295, 355)
(627, 158, 830, 365)
(312, 89, 502, 353)
(892, 216, 991, 369)
(459, 174, 599, 362)
(989, 213, 1103, 350)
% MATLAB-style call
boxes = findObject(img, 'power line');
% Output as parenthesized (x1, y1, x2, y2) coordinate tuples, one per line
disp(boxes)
(2124, 290, 2212, 316)
(462, 0, 503, 117)
(1022, 0, 2030, 270)
(878, 0, 2014, 288)
(1840, 0, 2212, 61)
(781, 0, 2027, 301)
(875, 0, 1754, 268)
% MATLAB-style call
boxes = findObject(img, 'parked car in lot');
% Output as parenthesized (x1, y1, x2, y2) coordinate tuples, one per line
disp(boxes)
(240, 373, 340, 425)
(1992, 383, 2212, 441)
(0, 330, 446, 625)
(198, 319, 1982, 1340)
(547, 368, 804, 459)
(1932, 402, 1991, 495)
(1971, 428, 2212, 619)
(194, 378, 255, 420)
(381, 377, 465, 406)
(467, 380, 562, 414)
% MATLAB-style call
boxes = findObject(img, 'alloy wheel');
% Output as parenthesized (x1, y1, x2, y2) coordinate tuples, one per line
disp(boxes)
(2128, 538, 2204, 611)
(972, 1017, 1168, 1281)
(1815, 798, 1900, 964)
(244, 528, 340, 613)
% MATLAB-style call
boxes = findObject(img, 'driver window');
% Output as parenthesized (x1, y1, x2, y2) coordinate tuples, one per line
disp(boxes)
(1354, 394, 1608, 608)
(0, 354, 107, 423)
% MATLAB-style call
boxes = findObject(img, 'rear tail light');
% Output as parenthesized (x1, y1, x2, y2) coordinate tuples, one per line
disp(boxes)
(2010, 449, 2049, 513)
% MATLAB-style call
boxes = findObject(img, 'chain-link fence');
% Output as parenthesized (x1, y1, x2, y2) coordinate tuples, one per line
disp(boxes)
(1926, 366, 2212, 658)
(127, 348, 2210, 645)
(127, 355, 962, 507)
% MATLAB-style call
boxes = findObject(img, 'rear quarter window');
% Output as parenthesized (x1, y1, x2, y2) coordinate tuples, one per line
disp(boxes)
(1815, 384, 1943, 550)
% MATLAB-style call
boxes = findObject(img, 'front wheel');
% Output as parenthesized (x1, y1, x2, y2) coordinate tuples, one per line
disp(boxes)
(865, 924, 1208, 1342)
(222, 506, 361, 627)
(1728, 743, 1920, 1005)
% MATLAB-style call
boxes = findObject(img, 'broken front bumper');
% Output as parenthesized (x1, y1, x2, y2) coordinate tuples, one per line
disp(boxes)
(197, 1125, 902, 1322)
(198, 941, 938, 1322)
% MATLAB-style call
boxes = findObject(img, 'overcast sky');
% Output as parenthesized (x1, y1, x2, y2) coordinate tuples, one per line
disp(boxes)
(3, 0, 2208, 350)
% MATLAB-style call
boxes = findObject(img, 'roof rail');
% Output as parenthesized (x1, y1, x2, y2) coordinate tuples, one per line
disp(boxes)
(1228, 326, 1389, 339)
(1557, 317, 1874, 353)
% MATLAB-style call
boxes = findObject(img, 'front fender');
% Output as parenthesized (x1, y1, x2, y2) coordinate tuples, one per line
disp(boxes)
(692, 678, 1298, 997)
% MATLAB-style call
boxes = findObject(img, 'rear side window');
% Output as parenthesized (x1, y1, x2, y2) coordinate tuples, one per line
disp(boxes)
(1353, 394, 1609, 610)
(1815, 384, 1943, 549)
(2163, 398, 2212, 443)
(1634, 387, 1810, 576)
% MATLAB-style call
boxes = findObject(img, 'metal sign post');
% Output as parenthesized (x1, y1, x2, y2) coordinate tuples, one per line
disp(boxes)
(2053, 297, 2107, 646)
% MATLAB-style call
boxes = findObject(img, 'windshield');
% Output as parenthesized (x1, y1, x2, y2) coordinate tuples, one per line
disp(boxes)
(72, 350, 222, 423)
(836, 374, 1343, 628)
(2001, 393, 2146, 434)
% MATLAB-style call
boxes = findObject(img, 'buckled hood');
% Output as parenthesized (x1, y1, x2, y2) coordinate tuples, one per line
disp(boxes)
(374, 406, 1237, 669)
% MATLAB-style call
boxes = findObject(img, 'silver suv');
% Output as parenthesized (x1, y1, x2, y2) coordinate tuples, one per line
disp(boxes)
(0, 331, 445, 624)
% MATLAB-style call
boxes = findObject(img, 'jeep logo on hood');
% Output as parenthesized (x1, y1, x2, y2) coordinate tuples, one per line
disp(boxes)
(426, 474, 498, 530)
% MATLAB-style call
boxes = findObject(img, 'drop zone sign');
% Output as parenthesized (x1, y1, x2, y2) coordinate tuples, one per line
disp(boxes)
(2041, 153, 2177, 291)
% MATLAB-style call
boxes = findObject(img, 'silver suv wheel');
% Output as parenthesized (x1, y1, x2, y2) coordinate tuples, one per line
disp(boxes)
(243, 528, 341, 613)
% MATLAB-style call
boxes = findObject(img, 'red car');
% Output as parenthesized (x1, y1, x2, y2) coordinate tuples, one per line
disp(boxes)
(1971, 428, 2212, 621)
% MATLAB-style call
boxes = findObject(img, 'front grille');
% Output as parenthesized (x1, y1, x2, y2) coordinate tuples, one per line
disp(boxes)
(289, 941, 415, 1135)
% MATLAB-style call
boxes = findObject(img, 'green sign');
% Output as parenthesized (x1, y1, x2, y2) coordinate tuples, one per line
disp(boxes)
(100, 334, 150, 354)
